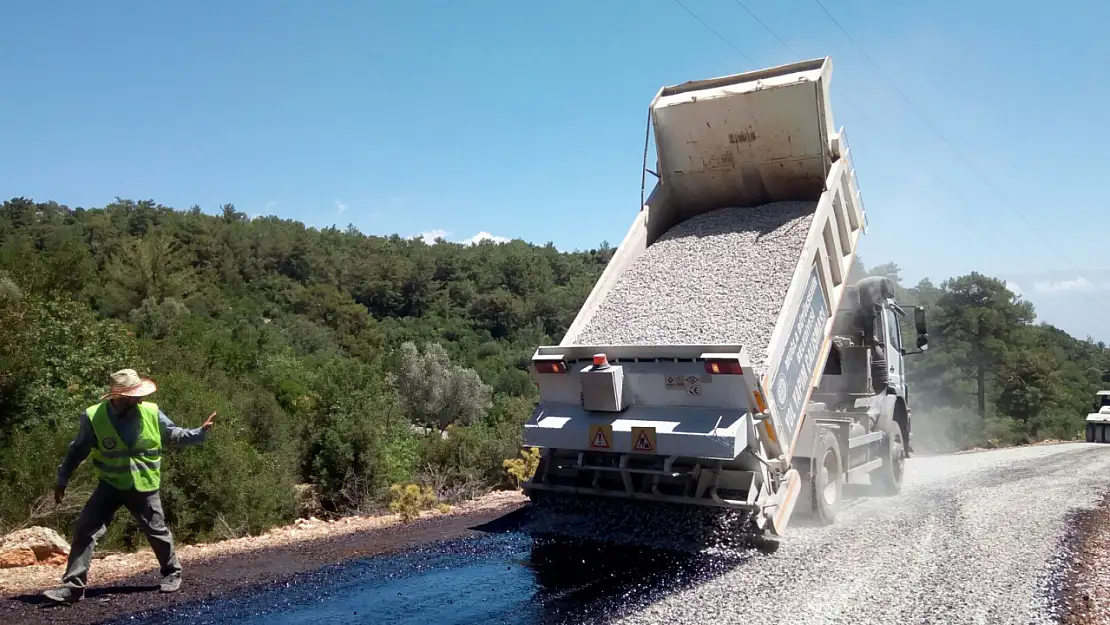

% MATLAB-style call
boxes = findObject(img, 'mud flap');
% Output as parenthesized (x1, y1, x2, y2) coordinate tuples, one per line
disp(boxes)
(766, 468, 801, 537)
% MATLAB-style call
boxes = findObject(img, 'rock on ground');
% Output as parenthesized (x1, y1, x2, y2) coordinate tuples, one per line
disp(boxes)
(0, 527, 69, 569)
(571, 201, 817, 374)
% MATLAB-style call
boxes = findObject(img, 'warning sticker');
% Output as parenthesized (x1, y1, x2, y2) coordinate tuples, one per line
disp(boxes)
(630, 426, 657, 453)
(588, 424, 613, 450)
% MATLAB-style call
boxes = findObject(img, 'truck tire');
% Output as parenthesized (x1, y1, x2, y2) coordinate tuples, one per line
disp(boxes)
(872, 417, 905, 496)
(808, 430, 842, 525)
(1087, 424, 1097, 443)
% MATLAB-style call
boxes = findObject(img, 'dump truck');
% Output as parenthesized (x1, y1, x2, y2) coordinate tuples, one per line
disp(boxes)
(1085, 391, 1110, 443)
(521, 57, 930, 537)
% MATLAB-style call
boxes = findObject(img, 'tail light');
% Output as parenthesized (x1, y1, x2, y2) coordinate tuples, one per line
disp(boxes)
(533, 356, 567, 374)
(704, 359, 743, 375)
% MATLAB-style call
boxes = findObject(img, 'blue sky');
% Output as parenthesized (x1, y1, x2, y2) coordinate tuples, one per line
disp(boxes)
(2, 0, 1108, 340)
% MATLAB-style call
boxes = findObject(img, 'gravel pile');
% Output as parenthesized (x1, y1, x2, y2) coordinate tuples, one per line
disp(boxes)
(571, 201, 817, 374)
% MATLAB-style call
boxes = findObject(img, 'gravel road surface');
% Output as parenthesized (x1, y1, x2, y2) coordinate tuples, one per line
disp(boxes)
(9, 443, 1109, 625)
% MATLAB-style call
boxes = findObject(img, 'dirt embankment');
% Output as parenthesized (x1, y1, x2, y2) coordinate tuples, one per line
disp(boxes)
(1058, 490, 1110, 625)
(1, 491, 527, 625)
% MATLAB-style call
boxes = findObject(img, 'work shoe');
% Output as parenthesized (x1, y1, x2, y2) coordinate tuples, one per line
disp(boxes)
(159, 573, 182, 593)
(42, 587, 83, 604)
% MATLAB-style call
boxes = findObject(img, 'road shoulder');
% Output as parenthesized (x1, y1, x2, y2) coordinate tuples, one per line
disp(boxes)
(1058, 490, 1110, 625)
(1, 491, 527, 625)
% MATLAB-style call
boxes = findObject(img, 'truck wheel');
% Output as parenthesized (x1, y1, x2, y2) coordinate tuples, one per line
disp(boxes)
(872, 418, 905, 496)
(1087, 424, 1097, 443)
(809, 431, 842, 525)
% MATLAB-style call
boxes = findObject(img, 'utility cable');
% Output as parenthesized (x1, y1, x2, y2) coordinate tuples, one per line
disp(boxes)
(809, 0, 1092, 282)
(669, 0, 1078, 283)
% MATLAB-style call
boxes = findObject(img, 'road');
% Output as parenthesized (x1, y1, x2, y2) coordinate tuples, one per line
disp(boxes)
(12, 443, 1110, 625)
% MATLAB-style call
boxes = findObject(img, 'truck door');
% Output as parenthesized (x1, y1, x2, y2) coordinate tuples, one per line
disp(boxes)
(883, 307, 905, 392)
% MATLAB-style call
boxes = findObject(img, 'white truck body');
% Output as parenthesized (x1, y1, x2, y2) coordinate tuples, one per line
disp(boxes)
(522, 58, 926, 536)
(1084, 391, 1110, 443)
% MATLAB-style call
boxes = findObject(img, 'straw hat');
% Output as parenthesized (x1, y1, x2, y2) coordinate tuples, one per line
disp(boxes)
(100, 369, 158, 400)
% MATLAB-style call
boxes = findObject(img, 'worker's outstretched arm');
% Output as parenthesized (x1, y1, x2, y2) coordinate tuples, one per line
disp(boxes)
(158, 410, 214, 448)
(55, 412, 94, 499)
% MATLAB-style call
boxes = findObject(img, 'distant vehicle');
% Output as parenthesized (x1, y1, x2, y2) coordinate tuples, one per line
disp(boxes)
(1085, 390, 1110, 442)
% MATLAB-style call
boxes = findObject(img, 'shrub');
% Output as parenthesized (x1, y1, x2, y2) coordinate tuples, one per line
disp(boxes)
(503, 447, 541, 488)
(388, 483, 439, 522)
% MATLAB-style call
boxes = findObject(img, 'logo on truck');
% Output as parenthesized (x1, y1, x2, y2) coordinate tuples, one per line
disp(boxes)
(770, 264, 829, 452)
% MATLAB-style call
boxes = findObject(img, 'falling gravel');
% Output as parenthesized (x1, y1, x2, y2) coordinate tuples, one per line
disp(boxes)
(571, 201, 817, 373)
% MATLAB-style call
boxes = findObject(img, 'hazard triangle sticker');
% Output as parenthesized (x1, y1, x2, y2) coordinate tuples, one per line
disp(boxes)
(593, 429, 610, 448)
(588, 424, 612, 450)
(630, 426, 657, 453)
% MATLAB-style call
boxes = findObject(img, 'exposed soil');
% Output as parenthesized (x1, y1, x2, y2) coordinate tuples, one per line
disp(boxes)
(1057, 490, 1110, 624)
(1, 491, 527, 625)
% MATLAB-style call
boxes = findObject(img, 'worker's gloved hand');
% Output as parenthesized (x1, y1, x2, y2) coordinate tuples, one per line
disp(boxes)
(201, 411, 218, 432)
(54, 485, 65, 505)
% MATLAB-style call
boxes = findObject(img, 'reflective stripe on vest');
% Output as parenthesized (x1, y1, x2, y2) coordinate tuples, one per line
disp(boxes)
(87, 401, 163, 492)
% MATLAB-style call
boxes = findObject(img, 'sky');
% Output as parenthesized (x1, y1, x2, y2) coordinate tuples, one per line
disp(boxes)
(2, 0, 1108, 340)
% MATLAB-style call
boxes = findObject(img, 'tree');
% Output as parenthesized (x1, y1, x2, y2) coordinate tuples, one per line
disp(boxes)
(102, 230, 196, 314)
(392, 342, 492, 432)
(994, 346, 1062, 425)
(933, 273, 1035, 419)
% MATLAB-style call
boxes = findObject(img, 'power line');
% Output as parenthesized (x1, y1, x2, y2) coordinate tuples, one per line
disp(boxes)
(809, 0, 1092, 281)
(670, 0, 1036, 274)
(728, 0, 794, 53)
(670, 0, 756, 65)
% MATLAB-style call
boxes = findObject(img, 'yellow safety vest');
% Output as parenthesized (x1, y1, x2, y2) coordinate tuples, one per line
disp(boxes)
(86, 401, 163, 492)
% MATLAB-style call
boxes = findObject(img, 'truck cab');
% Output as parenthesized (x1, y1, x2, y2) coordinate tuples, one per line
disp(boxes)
(794, 276, 928, 521)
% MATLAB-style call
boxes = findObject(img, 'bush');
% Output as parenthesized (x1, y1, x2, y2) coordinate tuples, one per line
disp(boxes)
(388, 483, 442, 522)
(503, 447, 541, 488)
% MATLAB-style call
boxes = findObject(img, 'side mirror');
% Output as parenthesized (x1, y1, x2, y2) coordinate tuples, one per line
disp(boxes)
(900, 306, 929, 355)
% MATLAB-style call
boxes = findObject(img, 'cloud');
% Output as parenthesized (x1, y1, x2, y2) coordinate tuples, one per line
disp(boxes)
(1003, 280, 1022, 297)
(460, 231, 511, 245)
(414, 229, 511, 246)
(417, 229, 451, 244)
(335, 200, 348, 214)
(1032, 276, 1110, 294)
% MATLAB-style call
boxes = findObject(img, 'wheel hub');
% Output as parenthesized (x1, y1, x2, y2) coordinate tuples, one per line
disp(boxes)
(820, 450, 838, 506)
(892, 439, 905, 480)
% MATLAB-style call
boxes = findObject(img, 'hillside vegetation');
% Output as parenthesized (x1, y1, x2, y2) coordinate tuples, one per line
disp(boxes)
(0, 197, 1106, 548)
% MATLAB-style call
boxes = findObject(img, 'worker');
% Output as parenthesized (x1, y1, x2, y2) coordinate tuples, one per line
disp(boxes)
(42, 369, 217, 605)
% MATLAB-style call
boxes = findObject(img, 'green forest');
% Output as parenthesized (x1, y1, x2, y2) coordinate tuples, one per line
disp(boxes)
(0, 196, 1107, 549)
